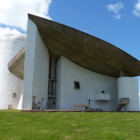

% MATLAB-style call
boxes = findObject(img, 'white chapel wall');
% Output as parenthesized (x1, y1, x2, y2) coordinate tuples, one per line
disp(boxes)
(56, 56, 118, 111)
(118, 77, 139, 111)
(17, 93, 23, 109)
(0, 34, 26, 109)
(31, 25, 49, 109)
(22, 19, 49, 110)
(56, 57, 62, 109)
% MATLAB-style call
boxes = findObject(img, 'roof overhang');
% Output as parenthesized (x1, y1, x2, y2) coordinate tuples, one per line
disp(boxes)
(8, 14, 140, 79)
(29, 14, 140, 77)
(8, 45, 25, 80)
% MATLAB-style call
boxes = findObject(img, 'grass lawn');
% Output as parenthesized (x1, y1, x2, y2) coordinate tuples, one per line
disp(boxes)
(0, 110, 140, 140)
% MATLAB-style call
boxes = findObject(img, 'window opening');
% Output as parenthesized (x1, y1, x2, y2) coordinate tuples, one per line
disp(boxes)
(74, 81, 80, 89)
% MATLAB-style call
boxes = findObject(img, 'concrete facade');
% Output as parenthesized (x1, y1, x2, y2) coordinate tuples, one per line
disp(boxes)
(22, 19, 49, 110)
(8, 45, 26, 79)
(55, 56, 139, 111)
(0, 14, 139, 111)
(0, 34, 26, 109)
(118, 77, 139, 111)
(56, 56, 118, 111)
(29, 14, 140, 78)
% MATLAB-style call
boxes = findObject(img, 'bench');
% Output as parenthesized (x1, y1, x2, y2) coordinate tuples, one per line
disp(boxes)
(89, 108, 103, 111)
(74, 104, 90, 110)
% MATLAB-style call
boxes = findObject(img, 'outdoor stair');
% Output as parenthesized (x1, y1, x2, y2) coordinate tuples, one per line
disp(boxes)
(116, 104, 125, 111)
(116, 98, 129, 111)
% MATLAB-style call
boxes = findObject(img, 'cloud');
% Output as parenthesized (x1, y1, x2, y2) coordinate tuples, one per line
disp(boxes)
(107, 2, 124, 13)
(0, 0, 52, 37)
(132, 0, 140, 17)
(113, 14, 121, 19)
(0, 27, 22, 38)
(107, 2, 124, 19)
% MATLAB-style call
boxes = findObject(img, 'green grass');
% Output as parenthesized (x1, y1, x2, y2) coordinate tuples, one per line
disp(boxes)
(0, 110, 140, 140)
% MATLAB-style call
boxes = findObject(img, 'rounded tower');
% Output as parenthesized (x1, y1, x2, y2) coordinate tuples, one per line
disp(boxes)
(0, 34, 26, 109)
(118, 77, 139, 111)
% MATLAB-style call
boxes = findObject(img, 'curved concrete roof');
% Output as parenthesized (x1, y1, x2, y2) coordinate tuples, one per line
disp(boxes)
(8, 45, 26, 79)
(11, 14, 140, 78)
(29, 14, 140, 77)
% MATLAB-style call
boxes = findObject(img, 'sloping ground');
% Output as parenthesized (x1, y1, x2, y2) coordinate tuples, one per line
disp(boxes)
(0, 110, 140, 140)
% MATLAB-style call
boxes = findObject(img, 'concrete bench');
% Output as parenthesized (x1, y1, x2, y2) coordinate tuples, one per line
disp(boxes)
(90, 108, 103, 111)
(74, 104, 90, 110)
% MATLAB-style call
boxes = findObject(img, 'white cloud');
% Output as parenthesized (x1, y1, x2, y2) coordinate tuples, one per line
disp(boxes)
(0, 0, 52, 36)
(107, 2, 124, 13)
(0, 27, 22, 38)
(132, 0, 140, 17)
(113, 14, 121, 19)
(106, 2, 124, 19)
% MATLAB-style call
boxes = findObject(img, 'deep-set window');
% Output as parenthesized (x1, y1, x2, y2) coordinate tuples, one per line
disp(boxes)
(74, 81, 80, 89)
(102, 91, 105, 94)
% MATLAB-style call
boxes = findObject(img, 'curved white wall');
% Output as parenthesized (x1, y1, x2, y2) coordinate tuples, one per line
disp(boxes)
(56, 56, 118, 111)
(0, 34, 26, 109)
(118, 77, 139, 111)
(22, 19, 49, 110)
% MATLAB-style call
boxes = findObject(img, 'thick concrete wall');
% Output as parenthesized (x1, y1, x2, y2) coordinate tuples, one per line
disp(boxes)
(56, 56, 118, 111)
(22, 19, 49, 110)
(56, 57, 62, 109)
(118, 77, 139, 111)
(0, 34, 26, 109)
(17, 94, 23, 109)
(32, 25, 49, 109)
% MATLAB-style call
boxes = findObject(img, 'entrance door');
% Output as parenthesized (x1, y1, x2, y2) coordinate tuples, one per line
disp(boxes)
(47, 98, 56, 109)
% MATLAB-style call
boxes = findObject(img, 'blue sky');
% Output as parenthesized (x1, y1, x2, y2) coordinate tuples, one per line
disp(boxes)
(49, 0, 140, 90)
(0, 0, 140, 90)
(49, 0, 140, 60)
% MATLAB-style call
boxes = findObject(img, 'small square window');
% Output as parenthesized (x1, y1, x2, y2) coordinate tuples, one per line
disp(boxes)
(12, 93, 16, 97)
(102, 91, 105, 94)
(74, 81, 80, 89)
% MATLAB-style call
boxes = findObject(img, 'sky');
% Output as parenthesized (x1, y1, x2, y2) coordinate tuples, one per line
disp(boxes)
(0, 0, 140, 90)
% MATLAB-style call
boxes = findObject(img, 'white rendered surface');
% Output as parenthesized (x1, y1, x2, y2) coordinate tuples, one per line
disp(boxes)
(17, 94, 23, 109)
(56, 57, 62, 109)
(118, 77, 139, 111)
(0, 34, 26, 109)
(95, 93, 110, 101)
(56, 56, 118, 111)
(22, 19, 49, 110)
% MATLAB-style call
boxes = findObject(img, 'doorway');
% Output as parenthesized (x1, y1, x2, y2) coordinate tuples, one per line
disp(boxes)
(47, 98, 56, 109)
